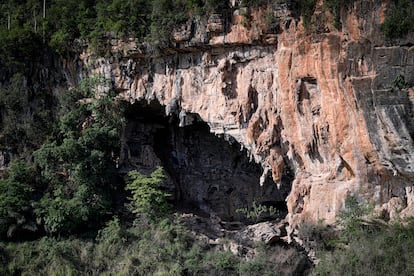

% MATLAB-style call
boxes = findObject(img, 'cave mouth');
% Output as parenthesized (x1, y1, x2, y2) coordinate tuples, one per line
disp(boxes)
(121, 100, 291, 223)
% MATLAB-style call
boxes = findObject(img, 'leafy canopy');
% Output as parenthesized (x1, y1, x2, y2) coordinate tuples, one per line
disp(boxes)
(33, 77, 123, 235)
(125, 166, 171, 220)
(0, 161, 37, 238)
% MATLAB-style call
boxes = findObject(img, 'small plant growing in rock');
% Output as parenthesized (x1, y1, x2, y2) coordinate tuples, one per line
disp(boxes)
(236, 200, 278, 223)
(392, 74, 410, 90)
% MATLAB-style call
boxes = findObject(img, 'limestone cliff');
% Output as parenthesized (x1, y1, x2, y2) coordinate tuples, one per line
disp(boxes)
(70, 0, 414, 229)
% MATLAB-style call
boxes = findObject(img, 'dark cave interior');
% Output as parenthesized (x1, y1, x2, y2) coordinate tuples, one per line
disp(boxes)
(120, 100, 291, 222)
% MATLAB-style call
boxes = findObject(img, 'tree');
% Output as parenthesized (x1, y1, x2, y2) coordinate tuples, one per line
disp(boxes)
(382, 0, 414, 39)
(125, 167, 171, 220)
(0, 161, 38, 238)
(149, 0, 188, 44)
(338, 194, 372, 239)
(34, 78, 122, 235)
(0, 74, 54, 156)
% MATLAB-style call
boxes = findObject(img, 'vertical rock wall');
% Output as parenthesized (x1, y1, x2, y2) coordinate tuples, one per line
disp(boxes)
(73, 0, 414, 228)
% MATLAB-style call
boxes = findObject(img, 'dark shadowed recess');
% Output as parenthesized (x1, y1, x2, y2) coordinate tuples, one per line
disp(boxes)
(122, 100, 292, 223)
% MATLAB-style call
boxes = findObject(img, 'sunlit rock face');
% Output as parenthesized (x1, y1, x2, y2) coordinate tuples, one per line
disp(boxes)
(71, 0, 414, 229)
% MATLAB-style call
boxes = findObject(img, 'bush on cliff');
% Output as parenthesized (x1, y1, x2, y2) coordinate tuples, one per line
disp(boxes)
(0, 74, 55, 156)
(382, 0, 414, 39)
(313, 196, 414, 275)
(315, 219, 414, 275)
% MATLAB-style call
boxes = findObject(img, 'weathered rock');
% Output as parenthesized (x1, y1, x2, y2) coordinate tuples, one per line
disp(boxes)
(378, 197, 406, 221)
(70, 0, 414, 230)
(120, 101, 289, 221)
(207, 14, 225, 33)
(0, 151, 11, 170)
(0, 151, 11, 179)
(180, 212, 311, 273)
(172, 21, 192, 43)
(243, 221, 287, 245)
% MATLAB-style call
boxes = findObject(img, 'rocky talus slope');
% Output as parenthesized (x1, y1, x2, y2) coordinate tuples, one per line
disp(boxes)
(68, 0, 414, 230)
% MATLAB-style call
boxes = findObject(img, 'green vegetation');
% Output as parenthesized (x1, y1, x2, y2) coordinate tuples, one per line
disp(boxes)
(1, 74, 308, 274)
(315, 221, 414, 275)
(240, 0, 268, 8)
(149, 0, 188, 45)
(1, 0, 411, 57)
(1, 1, 414, 274)
(295, 0, 317, 29)
(0, 216, 307, 275)
(301, 195, 414, 275)
(33, 80, 122, 235)
(0, 73, 55, 156)
(392, 74, 410, 90)
(382, 0, 414, 39)
(0, 76, 123, 237)
(323, 0, 353, 30)
(0, 161, 38, 239)
(292, 0, 355, 31)
(0, 0, 229, 56)
(125, 166, 171, 220)
(236, 200, 278, 223)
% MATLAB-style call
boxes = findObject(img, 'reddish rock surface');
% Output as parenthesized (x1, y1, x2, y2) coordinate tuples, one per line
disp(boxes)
(74, 1, 414, 230)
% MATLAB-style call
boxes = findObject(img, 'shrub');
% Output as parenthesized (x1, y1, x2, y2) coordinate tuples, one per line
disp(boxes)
(315, 220, 414, 275)
(0, 73, 55, 156)
(149, 0, 188, 45)
(125, 166, 171, 220)
(392, 74, 410, 90)
(0, 161, 38, 239)
(338, 194, 372, 238)
(0, 215, 313, 275)
(295, 0, 317, 29)
(241, 0, 268, 8)
(96, 216, 124, 244)
(382, 0, 414, 39)
(236, 200, 278, 223)
(34, 78, 122, 235)
(323, 0, 353, 30)
(206, 251, 239, 274)
(314, 196, 414, 275)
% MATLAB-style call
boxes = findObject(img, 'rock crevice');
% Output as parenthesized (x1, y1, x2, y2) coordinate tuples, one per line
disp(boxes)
(70, 1, 414, 228)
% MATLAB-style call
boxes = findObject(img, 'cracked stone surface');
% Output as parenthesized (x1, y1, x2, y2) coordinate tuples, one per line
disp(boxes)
(64, 1, 414, 229)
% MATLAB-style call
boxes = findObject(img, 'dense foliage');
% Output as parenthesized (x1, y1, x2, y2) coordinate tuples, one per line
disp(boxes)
(33, 79, 122, 235)
(0, 161, 38, 239)
(0, 0, 230, 55)
(299, 195, 414, 275)
(0, 77, 123, 238)
(1, 0, 411, 58)
(315, 221, 414, 275)
(323, 0, 354, 29)
(382, 0, 414, 39)
(0, 73, 55, 155)
(125, 166, 171, 220)
(0, 215, 308, 275)
(295, 0, 316, 29)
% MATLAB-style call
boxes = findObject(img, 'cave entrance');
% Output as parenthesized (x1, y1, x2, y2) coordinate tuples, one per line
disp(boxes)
(121, 100, 291, 222)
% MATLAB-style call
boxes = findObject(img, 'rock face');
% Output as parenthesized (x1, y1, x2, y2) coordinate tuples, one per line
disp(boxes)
(120, 100, 289, 221)
(72, 1, 414, 230)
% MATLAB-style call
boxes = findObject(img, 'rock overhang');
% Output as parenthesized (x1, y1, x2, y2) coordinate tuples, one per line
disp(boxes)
(70, 1, 414, 229)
